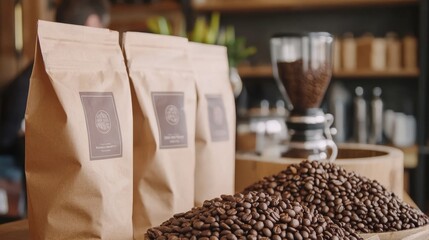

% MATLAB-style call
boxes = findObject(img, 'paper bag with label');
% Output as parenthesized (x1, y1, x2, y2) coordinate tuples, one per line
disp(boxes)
(25, 21, 133, 239)
(188, 42, 236, 207)
(122, 32, 196, 238)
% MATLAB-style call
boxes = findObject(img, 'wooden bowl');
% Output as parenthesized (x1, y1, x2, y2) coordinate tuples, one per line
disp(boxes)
(360, 224, 429, 240)
(235, 143, 404, 197)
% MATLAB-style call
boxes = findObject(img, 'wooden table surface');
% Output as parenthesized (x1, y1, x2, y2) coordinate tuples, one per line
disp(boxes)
(0, 193, 422, 240)
(0, 219, 28, 240)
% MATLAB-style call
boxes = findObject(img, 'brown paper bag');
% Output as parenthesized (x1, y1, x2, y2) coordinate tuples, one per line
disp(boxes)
(188, 42, 236, 207)
(122, 32, 196, 238)
(25, 20, 133, 240)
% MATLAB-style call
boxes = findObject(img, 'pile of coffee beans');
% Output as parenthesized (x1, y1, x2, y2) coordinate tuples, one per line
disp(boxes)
(277, 60, 331, 111)
(146, 191, 362, 240)
(245, 160, 429, 233)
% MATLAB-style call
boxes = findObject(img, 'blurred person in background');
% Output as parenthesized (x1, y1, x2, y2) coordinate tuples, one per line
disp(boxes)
(0, 0, 110, 217)
(56, 0, 111, 28)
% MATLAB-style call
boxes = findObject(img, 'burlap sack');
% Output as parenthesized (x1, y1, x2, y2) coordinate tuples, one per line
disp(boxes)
(25, 20, 133, 240)
(122, 32, 196, 238)
(188, 42, 236, 207)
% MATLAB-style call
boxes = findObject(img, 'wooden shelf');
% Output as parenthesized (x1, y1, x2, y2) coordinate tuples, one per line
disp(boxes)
(334, 69, 419, 78)
(192, 0, 418, 13)
(110, 1, 184, 35)
(237, 65, 419, 79)
(111, 1, 181, 14)
(238, 65, 273, 78)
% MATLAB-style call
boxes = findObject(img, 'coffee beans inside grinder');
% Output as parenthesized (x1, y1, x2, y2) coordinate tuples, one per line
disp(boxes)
(270, 33, 337, 161)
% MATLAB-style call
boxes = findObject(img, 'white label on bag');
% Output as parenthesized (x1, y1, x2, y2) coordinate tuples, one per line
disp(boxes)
(152, 92, 188, 149)
(206, 95, 229, 142)
(80, 92, 123, 160)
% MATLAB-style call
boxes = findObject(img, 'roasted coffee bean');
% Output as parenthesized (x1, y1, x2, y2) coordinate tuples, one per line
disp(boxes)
(290, 219, 299, 228)
(246, 160, 429, 233)
(258, 202, 268, 211)
(241, 213, 252, 222)
(253, 221, 264, 231)
(216, 207, 225, 215)
(264, 219, 274, 229)
(242, 202, 251, 209)
(304, 182, 313, 190)
(262, 227, 271, 237)
(303, 218, 311, 226)
(272, 234, 281, 240)
(146, 191, 360, 239)
(193, 221, 204, 229)
(206, 216, 216, 223)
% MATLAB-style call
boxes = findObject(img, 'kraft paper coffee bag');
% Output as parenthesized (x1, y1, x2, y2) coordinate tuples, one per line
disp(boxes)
(122, 32, 196, 238)
(26, 21, 133, 239)
(188, 42, 236, 207)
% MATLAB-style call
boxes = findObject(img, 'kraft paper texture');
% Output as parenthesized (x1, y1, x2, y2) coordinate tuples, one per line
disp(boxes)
(26, 20, 133, 240)
(188, 42, 236, 207)
(122, 32, 196, 239)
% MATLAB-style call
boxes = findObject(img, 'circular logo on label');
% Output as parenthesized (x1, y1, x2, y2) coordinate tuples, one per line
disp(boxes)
(95, 110, 111, 134)
(165, 105, 180, 126)
(213, 106, 224, 126)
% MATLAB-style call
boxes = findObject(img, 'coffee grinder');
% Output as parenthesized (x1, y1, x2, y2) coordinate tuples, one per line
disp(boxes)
(270, 32, 337, 161)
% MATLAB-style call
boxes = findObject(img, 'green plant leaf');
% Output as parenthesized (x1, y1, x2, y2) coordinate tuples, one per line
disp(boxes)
(158, 17, 171, 35)
(205, 12, 220, 44)
(147, 17, 161, 34)
(190, 16, 207, 43)
(244, 46, 257, 57)
(217, 27, 226, 45)
(151, 14, 257, 67)
(223, 34, 256, 67)
(225, 25, 235, 45)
